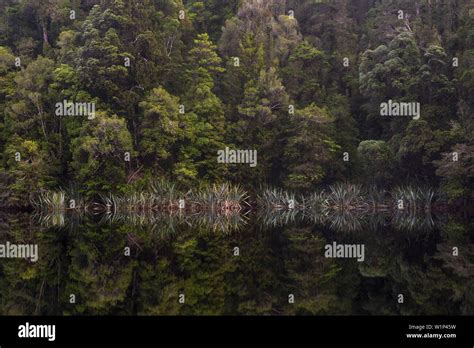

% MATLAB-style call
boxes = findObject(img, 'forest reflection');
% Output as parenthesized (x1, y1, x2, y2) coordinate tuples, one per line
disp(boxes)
(0, 206, 472, 316)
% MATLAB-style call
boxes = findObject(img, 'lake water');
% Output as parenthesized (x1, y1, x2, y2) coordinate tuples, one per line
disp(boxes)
(0, 210, 472, 315)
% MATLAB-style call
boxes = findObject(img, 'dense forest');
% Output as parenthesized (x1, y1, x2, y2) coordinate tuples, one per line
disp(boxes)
(0, 0, 472, 207)
(0, 0, 473, 317)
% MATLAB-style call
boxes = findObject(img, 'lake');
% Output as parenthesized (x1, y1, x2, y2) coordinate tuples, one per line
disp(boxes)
(0, 206, 472, 315)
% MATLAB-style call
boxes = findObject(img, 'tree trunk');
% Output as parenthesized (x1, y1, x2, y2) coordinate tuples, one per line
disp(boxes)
(41, 19, 48, 44)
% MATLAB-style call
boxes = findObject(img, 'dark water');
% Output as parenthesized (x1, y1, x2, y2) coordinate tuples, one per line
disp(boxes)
(0, 210, 472, 315)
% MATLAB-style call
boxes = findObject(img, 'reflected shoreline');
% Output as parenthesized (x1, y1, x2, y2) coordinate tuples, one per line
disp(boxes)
(26, 183, 471, 233)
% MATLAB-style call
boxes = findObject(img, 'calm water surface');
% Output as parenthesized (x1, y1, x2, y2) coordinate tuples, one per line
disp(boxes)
(0, 210, 472, 315)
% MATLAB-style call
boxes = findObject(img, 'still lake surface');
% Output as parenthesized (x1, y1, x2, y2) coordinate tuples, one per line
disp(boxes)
(0, 209, 472, 315)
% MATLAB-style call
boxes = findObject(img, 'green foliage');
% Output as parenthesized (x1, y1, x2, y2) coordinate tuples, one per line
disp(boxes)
(138, 86, 182, 169)
(434, 144, 474, 202)
(3, 135, 53, 205)
(70, 112, 134, 194)
(0, 0, 471, 202)
(0, 1, 472, 319)
(357, 140, 395, 185)
(283, 103, 341, 190)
